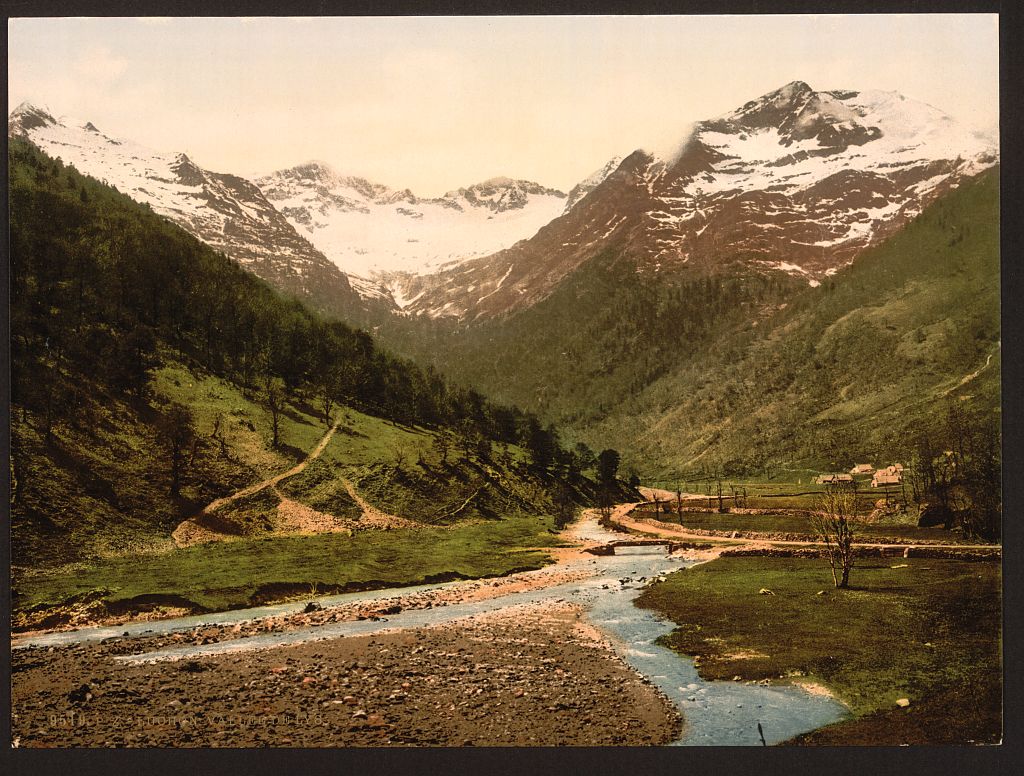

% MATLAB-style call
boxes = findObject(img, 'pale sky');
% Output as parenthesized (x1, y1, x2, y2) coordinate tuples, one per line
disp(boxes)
(8, 15, 999, 196)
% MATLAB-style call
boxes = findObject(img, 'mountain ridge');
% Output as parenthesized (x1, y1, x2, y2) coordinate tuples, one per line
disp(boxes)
(8, 101, 371, 323)
(392, 81, 997, 320)
(254, 160, 568, 282)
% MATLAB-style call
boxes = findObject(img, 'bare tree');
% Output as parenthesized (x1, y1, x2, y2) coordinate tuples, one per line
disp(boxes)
(393, 444, 408, 469)
(211, 413, 230, 459)
(811, 481, 858, 588)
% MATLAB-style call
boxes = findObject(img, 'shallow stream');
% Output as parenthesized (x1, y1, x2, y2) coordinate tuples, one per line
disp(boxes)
(14, 518, 847, 745)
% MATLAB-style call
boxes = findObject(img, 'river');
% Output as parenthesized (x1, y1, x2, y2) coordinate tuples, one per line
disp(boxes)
(13, 517, 847, 745)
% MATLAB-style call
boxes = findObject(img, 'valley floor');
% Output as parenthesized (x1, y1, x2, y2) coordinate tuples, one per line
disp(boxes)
(10, 502, 1002, 747)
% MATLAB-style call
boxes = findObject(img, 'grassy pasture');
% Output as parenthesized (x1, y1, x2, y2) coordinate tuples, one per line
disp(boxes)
(637, 556, 1002, 744)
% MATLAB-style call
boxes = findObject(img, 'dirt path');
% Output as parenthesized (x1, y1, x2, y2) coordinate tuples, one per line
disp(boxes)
(172, 419, 342, 546)
(272, 488, 356, 535)
(341, 479, 425, 530)
(611, 511, 1000, 553)
(639, 487, 707, 502)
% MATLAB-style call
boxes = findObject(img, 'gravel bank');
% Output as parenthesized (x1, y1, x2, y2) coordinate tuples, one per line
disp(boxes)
(12, 602, 681, 747)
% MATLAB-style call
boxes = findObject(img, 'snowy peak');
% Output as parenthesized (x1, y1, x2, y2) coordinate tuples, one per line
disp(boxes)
(402, 81, 998, 320)
(708, 81, 996, 159)
(9, 103, 363, 319)
(564, 155, 624, 212)
(443, 177, 565, 213)
(8, 101, 59, 135)
(255, 164, 567, 278)
(725, 80, 815, 128)
(170, 152, 207, 186)
(259, 161, 420, 208)
(713, 81, 881, 149)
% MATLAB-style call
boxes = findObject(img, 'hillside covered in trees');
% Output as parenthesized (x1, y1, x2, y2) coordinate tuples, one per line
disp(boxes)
(374, 244, 806, 429)
(595, 166, 1000, 478)
(9, 139, 625, 571)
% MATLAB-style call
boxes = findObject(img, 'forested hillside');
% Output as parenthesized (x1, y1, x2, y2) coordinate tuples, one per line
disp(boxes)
(375, 248, 805, 427)
(594, 167, 1001, 478)
(9, 140, 619, 570)
(375, 167, 999, 491)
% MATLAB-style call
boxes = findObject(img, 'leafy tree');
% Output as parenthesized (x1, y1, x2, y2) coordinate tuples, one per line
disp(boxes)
(525, 420, 557, 473)
(112, 324, 159, 397)
(597, 448, 621, 484)
(432, 428, 454, 464)
(157, 403, 197, 497)
(909, 404, 1001, 541)
(553, 483, 575, 529)
(572, 441, 596, 473)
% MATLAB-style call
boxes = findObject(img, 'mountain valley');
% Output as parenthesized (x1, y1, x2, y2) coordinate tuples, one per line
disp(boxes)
(7, 13, 1004, 749)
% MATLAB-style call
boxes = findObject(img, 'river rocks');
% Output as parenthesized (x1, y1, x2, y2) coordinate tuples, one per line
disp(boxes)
(12, 601, 684, 747)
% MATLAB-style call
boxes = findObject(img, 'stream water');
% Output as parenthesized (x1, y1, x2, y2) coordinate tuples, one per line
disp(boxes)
(13, 518, 847, 745)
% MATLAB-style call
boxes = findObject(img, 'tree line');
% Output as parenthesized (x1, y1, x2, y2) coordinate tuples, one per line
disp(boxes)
(8, 139, 586, 467)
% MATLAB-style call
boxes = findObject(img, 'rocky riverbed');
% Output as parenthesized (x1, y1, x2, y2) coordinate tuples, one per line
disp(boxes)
(11, 601, 682, 747)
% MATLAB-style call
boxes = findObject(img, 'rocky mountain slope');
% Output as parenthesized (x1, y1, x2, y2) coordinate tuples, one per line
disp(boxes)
(396, 81, 997, 320)
(8, 102, 574, 319)
(255, 163, 567, 285)
(593, 164, 1001, 475)
(8, 102, 368, 321)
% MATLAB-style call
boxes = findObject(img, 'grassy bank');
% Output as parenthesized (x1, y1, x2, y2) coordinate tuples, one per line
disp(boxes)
(12, 515, 564, 623)
(636, 556, 1001, 745)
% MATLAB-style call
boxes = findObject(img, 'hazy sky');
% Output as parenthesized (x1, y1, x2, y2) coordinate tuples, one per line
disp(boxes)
(8, 15, 999, 196)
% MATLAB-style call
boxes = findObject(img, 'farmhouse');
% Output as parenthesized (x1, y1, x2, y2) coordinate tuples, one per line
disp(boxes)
(849, 463, 875, 475)
(871, 465, 903, 487)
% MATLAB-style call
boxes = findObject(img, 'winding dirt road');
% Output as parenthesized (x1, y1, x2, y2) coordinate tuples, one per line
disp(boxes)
(172, 418, 342, 546)
(611, 508, 1000, 554)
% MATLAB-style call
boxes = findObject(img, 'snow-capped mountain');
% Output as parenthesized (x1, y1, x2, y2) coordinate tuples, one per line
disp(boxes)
(8, 102, 365, 319)
(254, 163, 567, 279)
(398, 81, 998, 320)
(562, 156, 623, 213)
